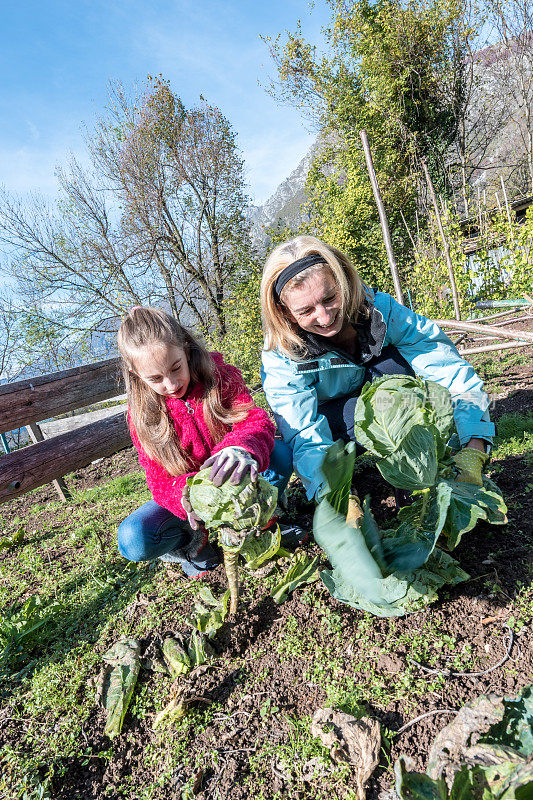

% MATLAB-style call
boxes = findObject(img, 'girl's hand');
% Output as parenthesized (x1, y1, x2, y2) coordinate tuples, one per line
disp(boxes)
(181, 485, 203, 530)
(202, 447, 258, 487)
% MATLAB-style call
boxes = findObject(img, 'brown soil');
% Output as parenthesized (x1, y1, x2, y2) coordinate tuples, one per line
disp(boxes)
(1, 359, 532, 799)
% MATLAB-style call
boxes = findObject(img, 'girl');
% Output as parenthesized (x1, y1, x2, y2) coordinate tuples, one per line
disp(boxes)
(117, 306, 278, 578)
(260, 236, 494, 503)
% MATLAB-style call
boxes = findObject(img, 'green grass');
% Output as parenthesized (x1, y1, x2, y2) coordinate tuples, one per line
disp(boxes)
(472, 350, 531, 383)
(0, 404, 531, 800)
(0, 470, 202, 799)
(493, 412, 533, 460)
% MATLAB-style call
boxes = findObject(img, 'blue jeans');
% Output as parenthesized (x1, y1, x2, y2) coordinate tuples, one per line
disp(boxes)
(117, 439, 293, 563)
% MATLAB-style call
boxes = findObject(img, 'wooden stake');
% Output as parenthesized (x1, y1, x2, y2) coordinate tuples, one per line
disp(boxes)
(422, 161, 461, 320)
(465, 309, 526, 323)
(360, 130, 405, 305)
(500, 176, 514, 240)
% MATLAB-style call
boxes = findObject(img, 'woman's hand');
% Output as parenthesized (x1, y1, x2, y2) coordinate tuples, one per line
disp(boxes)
(201, 447, 258, 487)
(453, 441, 488, 486)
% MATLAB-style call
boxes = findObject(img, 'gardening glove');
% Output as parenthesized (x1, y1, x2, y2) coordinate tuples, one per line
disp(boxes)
(181, 484, 203, 531)
(202, 447, 258, 488)
(453, 447, 488, 486)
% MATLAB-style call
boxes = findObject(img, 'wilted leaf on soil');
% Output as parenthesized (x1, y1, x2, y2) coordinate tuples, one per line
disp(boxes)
(187, 588, 231, 638)
(153, 665, 214, 730)
(310, 707, 380, 799)
(479, 684, 533, 757)
(100, 638, 141, 739)
(162, 635, 192, 677)
(271, 551, 320, 604)
(396, 685, 533, 799)
(152, 687, 188, 730)
(187, 630, 215, 667)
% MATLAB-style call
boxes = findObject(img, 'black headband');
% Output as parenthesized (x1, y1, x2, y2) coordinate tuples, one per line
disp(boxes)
(273, 254, 326, 302)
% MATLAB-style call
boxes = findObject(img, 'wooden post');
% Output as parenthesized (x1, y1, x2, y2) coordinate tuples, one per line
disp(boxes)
(500, 175, 514, 240)
(422, 161, 461, 321)
(360, 130, 405, 305)
(26, 423, 71, 502)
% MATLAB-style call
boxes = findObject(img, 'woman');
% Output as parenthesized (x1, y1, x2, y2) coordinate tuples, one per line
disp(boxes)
(260, 236, 493, 502)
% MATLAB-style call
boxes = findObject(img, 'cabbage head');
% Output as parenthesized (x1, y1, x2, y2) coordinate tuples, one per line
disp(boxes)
(353, 375, 455, 490)
(187, 470, 278, 532)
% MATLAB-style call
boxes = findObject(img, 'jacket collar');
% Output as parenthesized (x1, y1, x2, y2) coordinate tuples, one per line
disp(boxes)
(298, 298, 386, 365)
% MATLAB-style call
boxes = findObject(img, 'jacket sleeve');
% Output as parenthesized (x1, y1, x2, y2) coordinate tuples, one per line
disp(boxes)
(261, 348, 333, 500)
(128, 413, 191, 520)
(209, 354, 275, 471)
(379, 293, 495, 446)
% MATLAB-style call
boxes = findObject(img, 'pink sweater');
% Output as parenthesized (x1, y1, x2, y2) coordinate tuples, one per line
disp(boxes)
(128, 352, 275, 519)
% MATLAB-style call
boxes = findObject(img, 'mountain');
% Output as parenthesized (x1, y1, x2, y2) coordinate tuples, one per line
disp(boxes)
(248, 140, 318, 250)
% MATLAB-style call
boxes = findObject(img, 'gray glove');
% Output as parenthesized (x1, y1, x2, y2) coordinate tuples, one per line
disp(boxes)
(181, 484, 203, 531)
(201, 446, 258, 487)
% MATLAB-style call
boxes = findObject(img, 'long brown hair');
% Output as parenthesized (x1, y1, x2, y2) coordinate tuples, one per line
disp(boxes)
(117, 307, 251, 475)
(261, 235, 368, 359)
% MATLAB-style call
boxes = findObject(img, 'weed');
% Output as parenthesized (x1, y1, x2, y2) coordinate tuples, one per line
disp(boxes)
(507, 582, 533, 631)
(492, 412, 533, 459)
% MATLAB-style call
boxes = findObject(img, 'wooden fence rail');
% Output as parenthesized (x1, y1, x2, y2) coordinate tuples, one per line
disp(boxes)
(0, 358, 123, 434)
(0, 358, 130, 505)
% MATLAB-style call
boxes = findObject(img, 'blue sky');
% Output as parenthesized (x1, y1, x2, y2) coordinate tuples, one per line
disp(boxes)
(0, 0, 329, 205)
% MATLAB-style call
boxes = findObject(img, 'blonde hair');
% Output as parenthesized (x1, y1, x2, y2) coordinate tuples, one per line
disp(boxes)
(117, 307, 251, 476)
(260, 235, 367, 358)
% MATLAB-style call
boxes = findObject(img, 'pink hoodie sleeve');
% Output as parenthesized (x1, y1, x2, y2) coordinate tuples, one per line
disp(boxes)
(209, 354, 275, 471)
(128, 413, 190, 520)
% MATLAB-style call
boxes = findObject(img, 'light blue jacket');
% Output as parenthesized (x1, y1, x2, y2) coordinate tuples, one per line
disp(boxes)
(261, 290, 494, 500)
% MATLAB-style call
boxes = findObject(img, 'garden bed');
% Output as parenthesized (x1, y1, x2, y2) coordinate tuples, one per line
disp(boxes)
(1, 347, 532, 800)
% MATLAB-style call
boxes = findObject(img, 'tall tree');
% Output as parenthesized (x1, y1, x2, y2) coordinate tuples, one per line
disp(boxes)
(485, 0, 533, 194)
(266, 0, 477, 285)
(0, 77, 254, 345)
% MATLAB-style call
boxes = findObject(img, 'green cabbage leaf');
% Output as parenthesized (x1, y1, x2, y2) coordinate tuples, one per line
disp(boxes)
(353, 376, 454, 490)
(187, 470, 277, 532)
(100, 638, 141, 739)
(315, 497, 468, 617)
(240, 525, 283, 570)
(271, 551, 320, 604)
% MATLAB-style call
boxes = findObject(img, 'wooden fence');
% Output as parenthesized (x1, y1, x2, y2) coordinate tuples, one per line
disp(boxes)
(0, 358, 130, 505)
(1, 308, 531, 507)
